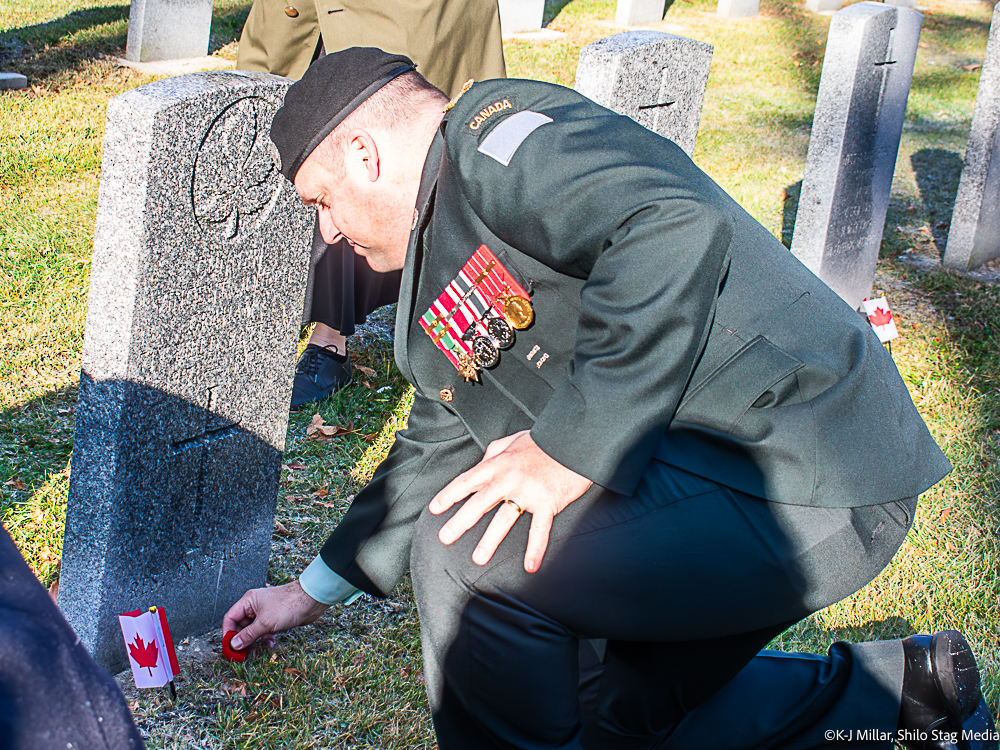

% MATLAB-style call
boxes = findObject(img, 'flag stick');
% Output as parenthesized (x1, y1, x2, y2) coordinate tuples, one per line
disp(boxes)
(168, 680, 177, 702)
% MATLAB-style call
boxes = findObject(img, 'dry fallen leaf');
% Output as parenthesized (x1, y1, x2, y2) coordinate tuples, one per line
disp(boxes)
(313, 500, 336, 509)
(945, 541, 958, 552)
(274, 520, 292, 536)
(938, 507, 951, 524)
(912, 582, 926, 592)
(306, 414, 355, 439)
(355, 364, 376, 377)
(362, 432, 379, 442)
(313, 487, 330, 499)
(283, 668, 304, 679)
(48, 578, 59, 603)
(285, 462, 306, 470)
(361, 381, 374, 389)
(962, 63, 982, 71)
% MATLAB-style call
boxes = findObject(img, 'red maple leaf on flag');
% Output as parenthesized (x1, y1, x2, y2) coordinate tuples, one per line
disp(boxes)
(129, 634, 159, 676)
(869, 306, 893, 327)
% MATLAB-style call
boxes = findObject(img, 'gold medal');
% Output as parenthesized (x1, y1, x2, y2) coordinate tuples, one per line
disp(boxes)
(500, 294, 534, 330)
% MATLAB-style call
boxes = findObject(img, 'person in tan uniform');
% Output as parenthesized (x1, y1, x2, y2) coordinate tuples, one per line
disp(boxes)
(236, 0, 506, 407)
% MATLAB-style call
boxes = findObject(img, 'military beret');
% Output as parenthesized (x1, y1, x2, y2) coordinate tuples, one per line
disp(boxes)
(270, 47, 416, 181)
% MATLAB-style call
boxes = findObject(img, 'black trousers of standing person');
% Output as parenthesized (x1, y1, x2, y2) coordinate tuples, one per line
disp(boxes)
(411, 460, 917, 750)
(0, 525, 145, 750)
(301, 226, 402, 335)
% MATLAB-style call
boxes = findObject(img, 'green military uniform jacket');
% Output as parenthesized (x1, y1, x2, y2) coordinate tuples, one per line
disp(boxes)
(236, 0, 506, 96)
(316, 79, 952, 598)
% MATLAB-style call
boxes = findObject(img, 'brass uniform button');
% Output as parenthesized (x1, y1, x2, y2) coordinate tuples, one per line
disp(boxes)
(284, 6, 299, 17)
(440, 388, 454, 402)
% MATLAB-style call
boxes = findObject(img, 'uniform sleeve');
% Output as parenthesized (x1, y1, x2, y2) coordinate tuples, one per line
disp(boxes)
(452, 103, 735, 495)
(318, 390, 484, 597)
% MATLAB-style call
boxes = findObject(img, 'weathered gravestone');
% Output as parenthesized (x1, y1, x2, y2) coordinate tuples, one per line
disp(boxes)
(791, 2, 922, 308)
(60, 71, 314, 672)
(805, 0, 842, 15)
(616, 0, 666, 26)
(499, 0, 545, 33)
(944, 5, 1000, 271)
(718, 0, 759, 20)
(125, 0, 214, 63)
(0, 72, 28, 89)
(574, 31, 714, 157)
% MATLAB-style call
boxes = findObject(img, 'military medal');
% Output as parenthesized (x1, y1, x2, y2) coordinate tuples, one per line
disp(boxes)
(419, 245, 534, 380)
(487, 316, 514, 349)
(472, 335, 500, 368)
(498, 287, 533, 330)
(457, 353, 480, 382)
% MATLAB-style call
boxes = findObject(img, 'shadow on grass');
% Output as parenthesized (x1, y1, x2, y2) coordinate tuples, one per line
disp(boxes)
(0, 5, 130, 84)
(781, 179, 803, 249)
(544, 0, 577, 26)
(911, 148, 965, 259)
(0, 383, 78, 506)
(0, 2, 251, 87)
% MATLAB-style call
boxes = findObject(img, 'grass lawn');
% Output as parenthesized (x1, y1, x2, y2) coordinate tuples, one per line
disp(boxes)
(2, 0, 999, 746)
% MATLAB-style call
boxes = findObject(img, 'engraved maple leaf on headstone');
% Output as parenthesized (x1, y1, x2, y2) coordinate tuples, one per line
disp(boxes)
(193, 98, 282, 240)
(128, 634, 160, 676)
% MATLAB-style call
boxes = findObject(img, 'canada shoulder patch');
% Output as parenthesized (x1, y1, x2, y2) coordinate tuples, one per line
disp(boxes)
(463, 95, 520, 138)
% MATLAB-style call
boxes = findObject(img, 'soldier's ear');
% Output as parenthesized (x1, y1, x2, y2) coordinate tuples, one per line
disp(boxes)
(344, 128, 380, 183)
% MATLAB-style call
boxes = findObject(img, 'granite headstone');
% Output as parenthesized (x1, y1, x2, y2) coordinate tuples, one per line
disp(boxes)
(718, 0, 760, 20)
(791, 2, 922, 308)
(0, 72, 28, 89)
(125, 0, 214, 63)
(60, 71, 314, 672)
(574, 31, 714, 156)
(499, 0, 545, 33)
(805, 0, 842, 15)
(616, 0, 666, 26)
(944, 5, 1000, 271)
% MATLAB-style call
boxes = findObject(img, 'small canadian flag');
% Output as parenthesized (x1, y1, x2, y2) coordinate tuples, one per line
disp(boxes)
(862, 296, 899, 344)
(118, 607, 180, 689)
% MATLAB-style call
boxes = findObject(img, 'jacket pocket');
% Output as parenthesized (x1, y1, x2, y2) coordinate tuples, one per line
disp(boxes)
(676, 335, 805, 434)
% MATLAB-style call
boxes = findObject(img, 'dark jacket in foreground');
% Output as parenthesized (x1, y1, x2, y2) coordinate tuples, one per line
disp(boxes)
(320, 80, 951, 597)
(0, 525, 145, 750)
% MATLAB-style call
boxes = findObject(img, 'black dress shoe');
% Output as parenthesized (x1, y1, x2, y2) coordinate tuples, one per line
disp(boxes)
(290, 344, 352, 409)
(899, 630, 997, 750)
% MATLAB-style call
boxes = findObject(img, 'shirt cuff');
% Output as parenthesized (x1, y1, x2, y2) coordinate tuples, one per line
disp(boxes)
(299, 555, 363, 606)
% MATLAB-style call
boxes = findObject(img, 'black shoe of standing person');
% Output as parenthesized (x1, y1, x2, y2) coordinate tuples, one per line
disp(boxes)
(899, 630, 998, 750)
(290, 344, 352, 409)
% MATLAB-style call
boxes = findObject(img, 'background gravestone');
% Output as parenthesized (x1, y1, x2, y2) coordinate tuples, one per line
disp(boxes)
(805, 0, 842, 15)
(59, 71, 314, 672)
(616, 0, 666, 26)
(718, 0, 759, 19)
(125, 0, 214, 63)
(499, 0, 545, 33)
(791, 2, 922, 308)
(944, 4, 1000, 271)
(574, 31, 714, 157)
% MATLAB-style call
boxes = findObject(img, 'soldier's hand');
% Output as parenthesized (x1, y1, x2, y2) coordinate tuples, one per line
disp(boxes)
(222, 580, 329, 651)
(429, 430, 592, 573)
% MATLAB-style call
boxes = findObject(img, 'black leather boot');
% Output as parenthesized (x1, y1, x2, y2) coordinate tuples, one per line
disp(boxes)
(898, 630, 997, 750)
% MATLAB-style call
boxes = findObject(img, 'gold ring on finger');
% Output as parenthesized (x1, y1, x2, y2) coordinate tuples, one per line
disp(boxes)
(502, 498, 525, 516)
